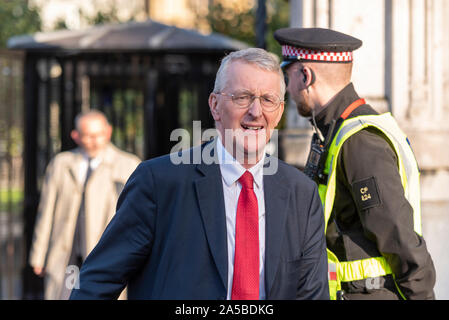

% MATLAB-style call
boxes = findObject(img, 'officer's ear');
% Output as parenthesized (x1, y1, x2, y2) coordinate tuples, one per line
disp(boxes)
(301, 67, 316, 87)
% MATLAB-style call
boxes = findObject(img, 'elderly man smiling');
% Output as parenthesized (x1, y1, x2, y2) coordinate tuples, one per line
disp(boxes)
(70, 48, 329, 300)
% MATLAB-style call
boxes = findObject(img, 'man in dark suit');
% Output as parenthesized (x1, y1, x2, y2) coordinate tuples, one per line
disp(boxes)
(70, 48, 329, 300)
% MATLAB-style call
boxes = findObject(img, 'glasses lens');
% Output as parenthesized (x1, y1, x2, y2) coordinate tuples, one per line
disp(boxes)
(232, 94, 252, 106)
(228, 92, 281, 111)
(260, 94, 280, 110)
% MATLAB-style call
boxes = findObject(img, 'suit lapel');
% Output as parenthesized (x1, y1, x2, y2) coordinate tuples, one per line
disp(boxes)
(194, 143, 291, 297)
(194, 143, 228, 292)
(67, 149, 84, 191)
(263, 163, 290, 298)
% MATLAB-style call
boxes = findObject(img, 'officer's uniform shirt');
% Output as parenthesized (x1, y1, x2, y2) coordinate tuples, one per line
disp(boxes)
(315, 83, 436, 299)
(274, 26, 436, 300)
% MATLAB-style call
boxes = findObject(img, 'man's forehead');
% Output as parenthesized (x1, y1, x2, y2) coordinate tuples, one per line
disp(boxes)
(80, 115, 107, 125)
(226, 61, 280, 80)
(79, 117, 108, 131)
(227, 59, 256, 71)
(221, 60, 281, 93)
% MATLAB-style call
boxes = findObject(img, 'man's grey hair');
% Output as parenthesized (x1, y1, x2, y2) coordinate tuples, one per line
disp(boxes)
(74, 110, 110, 131)
(213, 48, 286, 97)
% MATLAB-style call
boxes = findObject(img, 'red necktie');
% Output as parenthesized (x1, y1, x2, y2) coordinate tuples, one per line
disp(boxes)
(231, 171, 259, 300)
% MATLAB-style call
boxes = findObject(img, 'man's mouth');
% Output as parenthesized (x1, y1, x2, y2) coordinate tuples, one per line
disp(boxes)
(241, 124, 264, 131)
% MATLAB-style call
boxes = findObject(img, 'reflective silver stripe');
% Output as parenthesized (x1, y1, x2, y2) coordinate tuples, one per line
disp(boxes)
(357, 116, 416, 203)
(331, 114, 421, 234)
(328, 262, 337, 281)
(335, 119, 363, 146)
(335, 116, 413, 188)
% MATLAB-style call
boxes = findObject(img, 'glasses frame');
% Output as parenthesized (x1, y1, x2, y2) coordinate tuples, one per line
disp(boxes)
(216, 91, 284, 112)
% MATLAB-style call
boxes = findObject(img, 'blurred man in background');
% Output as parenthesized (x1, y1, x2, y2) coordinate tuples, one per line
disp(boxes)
(70, 48, 329, 300)
(29, 110, 140, 299)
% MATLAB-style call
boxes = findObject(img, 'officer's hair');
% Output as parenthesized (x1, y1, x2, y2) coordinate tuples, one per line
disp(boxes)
(213, 48, 286, 97)
(74, 110, 110, 132)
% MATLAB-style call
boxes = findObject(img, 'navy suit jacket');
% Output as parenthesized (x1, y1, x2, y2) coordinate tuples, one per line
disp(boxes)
(70, 143, 329, 300)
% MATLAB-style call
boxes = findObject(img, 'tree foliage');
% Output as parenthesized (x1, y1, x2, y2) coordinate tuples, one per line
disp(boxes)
(0, 0, 42, 48)
(199, 0, 290, 57)
(81, 5, 122, 26)
(206, 3, 256, 48)
(265, 0, 290, 56)
(53, 4, 133, 31)
(195, 0, 290, 128)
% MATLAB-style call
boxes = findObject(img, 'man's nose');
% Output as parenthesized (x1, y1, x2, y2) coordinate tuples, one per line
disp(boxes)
(247, 97, 263, 117)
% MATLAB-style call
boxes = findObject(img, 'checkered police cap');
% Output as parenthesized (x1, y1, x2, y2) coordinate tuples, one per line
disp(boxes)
(274, 27, 363, 68)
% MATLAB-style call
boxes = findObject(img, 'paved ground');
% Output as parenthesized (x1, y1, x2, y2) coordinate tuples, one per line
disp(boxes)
(422, 201, 449, 300)
(0, 213, 23, 300)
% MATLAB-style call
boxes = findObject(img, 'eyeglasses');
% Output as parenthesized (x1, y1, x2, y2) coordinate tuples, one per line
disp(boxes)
(216, 92, 284, 112)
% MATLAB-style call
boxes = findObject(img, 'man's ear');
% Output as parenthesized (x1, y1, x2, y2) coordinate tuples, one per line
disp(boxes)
(105, 124, 113, 141)
(208, 93, 221, 121)
(302, 66, 316, 87)
(71, 129, 80, 145)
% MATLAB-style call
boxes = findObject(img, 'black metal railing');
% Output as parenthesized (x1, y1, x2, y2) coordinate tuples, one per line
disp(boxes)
(0, 49, 25, 300)
(19, 50, 219, 299)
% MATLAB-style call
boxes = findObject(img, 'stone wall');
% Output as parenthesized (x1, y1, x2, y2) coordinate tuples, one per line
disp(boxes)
(285, 0, 449, 299)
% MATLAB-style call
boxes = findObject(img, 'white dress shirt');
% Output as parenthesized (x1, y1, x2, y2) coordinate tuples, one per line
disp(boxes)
(77, 152, 102, 185)
(216, 138, 266, 300)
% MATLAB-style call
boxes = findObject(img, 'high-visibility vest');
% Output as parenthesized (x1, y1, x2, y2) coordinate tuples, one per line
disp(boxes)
(318, 112, 422, 300)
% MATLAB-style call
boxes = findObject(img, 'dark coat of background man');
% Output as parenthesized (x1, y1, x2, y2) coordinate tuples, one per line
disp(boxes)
(275, 27, 436, 300)
(29, 110, 141, 299)
(70, 48, 329, 300)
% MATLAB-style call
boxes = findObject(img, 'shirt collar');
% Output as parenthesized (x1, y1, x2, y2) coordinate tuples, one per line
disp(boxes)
(314, 83, 360, 130)
(80, 150, 102, 169)
(216, 137, 265, 189)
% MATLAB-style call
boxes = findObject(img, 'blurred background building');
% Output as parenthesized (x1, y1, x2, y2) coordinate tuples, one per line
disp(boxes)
(0, 0, 448, 299)
(284, 0, 449, 300)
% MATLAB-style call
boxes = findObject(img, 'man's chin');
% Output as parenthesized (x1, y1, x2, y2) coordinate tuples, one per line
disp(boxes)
(293, 99, 313, 117)
(85, 150, 99, 158)
(220, 128, 271, 165)
(297, 106, 312, 117)
(234, 141, 267, 165)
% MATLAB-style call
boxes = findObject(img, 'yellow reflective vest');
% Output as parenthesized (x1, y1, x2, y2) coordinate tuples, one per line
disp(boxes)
(318, 113, 422, 300)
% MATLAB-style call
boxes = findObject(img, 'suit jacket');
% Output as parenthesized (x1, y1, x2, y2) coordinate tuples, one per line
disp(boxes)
(29, 143, 140, 299)
(70, 142, 329, 300)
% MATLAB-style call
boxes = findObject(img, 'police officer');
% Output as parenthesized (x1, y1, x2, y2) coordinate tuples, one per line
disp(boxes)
(274, 27, 436, 300)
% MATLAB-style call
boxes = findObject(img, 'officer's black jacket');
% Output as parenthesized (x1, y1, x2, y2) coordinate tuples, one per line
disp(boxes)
(314, 83, 436, 300)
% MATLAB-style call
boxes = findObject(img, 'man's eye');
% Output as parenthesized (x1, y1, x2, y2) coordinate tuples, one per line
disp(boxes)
(234, 95, 250, 102)
(262, 95, 276, 104)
